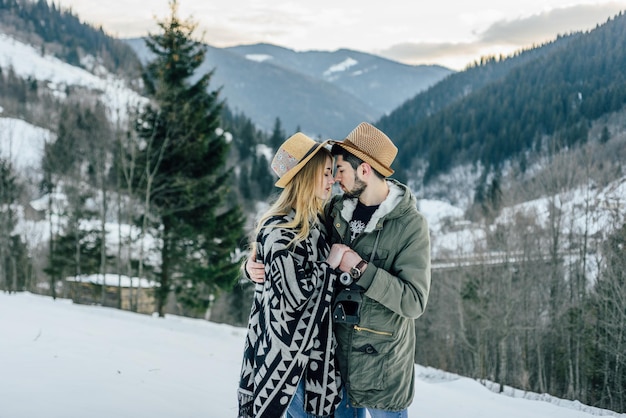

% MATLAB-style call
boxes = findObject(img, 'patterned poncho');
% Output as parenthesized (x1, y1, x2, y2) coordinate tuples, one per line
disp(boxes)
(238, 213, 342, 418)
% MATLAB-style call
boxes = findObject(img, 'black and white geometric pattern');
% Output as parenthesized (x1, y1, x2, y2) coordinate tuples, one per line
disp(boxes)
(238, 213, 342, 418)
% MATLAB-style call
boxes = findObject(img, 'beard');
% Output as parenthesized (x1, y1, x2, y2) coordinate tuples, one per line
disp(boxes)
(344, 177, 366, 199)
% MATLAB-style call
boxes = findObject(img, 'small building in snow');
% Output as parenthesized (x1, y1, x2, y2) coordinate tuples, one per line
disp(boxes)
(65, 274, 157, 314)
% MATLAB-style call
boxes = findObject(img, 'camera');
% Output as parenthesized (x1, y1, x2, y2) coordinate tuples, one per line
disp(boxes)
(339, 271, 353, 286)
(332, 271, 362, 324)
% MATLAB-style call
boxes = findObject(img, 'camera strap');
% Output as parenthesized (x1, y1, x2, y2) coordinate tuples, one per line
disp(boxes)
(369, 230, 381, 263)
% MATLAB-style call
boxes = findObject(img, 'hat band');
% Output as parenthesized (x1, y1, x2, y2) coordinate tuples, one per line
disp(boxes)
(342, 140, 391, 171)
(300, 142, 321, 162)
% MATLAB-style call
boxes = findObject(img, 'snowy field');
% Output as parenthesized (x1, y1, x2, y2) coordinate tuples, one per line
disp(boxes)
(1, 292, 623, 418)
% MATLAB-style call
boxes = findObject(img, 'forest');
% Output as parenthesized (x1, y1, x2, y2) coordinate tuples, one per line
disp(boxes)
(379, 12, 626, 183)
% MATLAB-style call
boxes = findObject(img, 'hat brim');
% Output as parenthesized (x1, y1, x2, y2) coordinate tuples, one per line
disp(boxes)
(329, 140, 394, 177)
(275, 140, 331, 188)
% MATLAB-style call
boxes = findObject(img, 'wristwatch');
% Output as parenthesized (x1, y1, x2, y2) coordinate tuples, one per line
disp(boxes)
(349, 260, 367, 281)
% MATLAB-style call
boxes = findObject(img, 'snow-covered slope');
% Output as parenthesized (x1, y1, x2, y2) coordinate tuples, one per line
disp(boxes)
(0, 117, 53, 171)
(0, 292, 621, 418)
(0, 33, 147, 123)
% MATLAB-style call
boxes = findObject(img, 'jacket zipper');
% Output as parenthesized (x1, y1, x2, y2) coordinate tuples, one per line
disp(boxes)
(354, 325, 393, 336)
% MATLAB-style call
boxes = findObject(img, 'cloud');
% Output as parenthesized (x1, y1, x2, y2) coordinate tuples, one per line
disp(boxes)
(478, 2, 625, 44)
(378, 41, 483, 64)
(377, 2, 626, 69)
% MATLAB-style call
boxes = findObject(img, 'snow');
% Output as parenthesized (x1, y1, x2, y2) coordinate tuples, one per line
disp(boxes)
(0, 117, 54, 171)
(0, 292, 622, 418)
(418, 198, 464, 231)
(65, 273, 156, 289)
(496, 178, 626, 237)
(257, 142, 274, 161)
(0, 34, 147, 123)
(245, 53, 273, 63)
(324, 57, 359, 77)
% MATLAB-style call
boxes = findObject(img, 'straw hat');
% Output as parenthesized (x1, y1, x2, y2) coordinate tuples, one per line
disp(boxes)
(271, 132, 329, 188)
(331, 122, 397, 177)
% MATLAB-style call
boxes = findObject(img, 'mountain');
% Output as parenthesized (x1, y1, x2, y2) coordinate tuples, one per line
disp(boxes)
(0, 0, 144, 132)
(0, 0, 140, 77)
(125, 39, 451, 139)
(381, 12, 626, 184)
(224, 43, 450, 115)
(376, 33, 578, 144)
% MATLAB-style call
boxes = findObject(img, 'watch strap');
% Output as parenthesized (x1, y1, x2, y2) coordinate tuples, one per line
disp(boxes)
(350, 259, 367, 281)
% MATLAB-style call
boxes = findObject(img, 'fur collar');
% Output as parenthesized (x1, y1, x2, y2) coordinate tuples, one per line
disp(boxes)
(340, 180, 404, 233)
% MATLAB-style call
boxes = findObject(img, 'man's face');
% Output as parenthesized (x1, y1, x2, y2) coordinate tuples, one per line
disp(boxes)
(334, 155, 366, 199)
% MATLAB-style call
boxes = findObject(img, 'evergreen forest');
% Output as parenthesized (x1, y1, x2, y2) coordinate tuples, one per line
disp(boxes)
(379, 12, 626, 183)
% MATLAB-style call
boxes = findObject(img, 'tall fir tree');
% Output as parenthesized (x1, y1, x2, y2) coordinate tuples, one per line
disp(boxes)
(134, 0, 244, 317)
(0, 158, 29, 293)
(269, 117, 285, 150)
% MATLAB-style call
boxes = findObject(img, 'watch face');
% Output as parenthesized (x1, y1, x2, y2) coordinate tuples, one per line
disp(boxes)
(350, 267, 360, 279)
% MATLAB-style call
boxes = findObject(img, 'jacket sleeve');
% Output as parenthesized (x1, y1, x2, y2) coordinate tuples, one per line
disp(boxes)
(357, 212, 431, 319)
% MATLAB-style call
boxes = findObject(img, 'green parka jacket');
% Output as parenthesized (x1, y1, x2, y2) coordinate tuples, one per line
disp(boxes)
(324, 179, 431, 411)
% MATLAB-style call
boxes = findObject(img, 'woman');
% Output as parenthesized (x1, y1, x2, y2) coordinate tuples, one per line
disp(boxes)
(237, 132, 345, 418)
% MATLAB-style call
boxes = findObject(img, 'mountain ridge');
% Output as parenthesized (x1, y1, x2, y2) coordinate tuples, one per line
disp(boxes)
(124, 37, 452, 138)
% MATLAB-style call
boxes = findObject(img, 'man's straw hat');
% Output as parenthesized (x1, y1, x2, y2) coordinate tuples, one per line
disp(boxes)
(271, 132, 329, 188)
(331, 122, 397, 177)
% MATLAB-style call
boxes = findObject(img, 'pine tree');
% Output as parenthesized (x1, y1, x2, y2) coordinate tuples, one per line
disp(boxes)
(134, 0, 244, 317)
(0, 158, 25, 292)
(269, 117, 285, 149)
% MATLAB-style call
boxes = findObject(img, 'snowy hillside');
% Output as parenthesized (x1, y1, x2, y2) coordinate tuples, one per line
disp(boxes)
(0, 117, 53, 171)
(0, 33, 146, 123)
(1, 292, 622, 418)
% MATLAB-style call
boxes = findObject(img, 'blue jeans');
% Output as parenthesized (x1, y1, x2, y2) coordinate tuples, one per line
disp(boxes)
(334, 386, 408, 418)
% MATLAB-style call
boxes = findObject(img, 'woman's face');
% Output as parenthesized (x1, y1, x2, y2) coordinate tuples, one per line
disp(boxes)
(316, 156, 335, 200)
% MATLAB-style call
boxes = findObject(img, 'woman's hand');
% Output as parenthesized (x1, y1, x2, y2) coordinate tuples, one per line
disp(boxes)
(326, 244, 350, 269)
(246, 256, 265, 283)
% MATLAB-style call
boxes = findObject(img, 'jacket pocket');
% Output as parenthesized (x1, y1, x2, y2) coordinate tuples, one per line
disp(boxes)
(360, 246, 389, 269)
(348, 325, 395, 391)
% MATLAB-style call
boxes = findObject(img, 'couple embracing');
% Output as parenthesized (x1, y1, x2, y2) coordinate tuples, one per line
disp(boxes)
(237, 122, 431, 418)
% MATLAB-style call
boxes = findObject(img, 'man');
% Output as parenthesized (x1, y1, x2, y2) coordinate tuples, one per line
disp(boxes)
(247, 122, 431, 417)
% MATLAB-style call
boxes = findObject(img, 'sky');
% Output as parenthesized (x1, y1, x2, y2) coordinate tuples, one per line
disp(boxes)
(2, 291, 624, 418)
(52, 0, 626, 70)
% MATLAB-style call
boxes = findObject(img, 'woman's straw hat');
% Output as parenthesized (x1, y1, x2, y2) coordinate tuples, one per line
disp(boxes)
(271, 133, 329, 188)
(331, 122, 397, 177)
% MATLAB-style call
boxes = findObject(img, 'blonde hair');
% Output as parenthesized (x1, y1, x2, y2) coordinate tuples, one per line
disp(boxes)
(253, 148, 332, 253)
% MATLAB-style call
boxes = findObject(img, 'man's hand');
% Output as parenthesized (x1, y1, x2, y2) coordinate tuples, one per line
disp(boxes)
(339, 250, 366, 274)
(245, 256, 265, 283)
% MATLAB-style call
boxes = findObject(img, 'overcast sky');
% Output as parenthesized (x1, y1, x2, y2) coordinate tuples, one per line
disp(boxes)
(55, 0, 626, 70)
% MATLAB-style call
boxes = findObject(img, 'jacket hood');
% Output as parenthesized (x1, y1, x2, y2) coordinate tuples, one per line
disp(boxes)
(339, 179, 417, 233)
